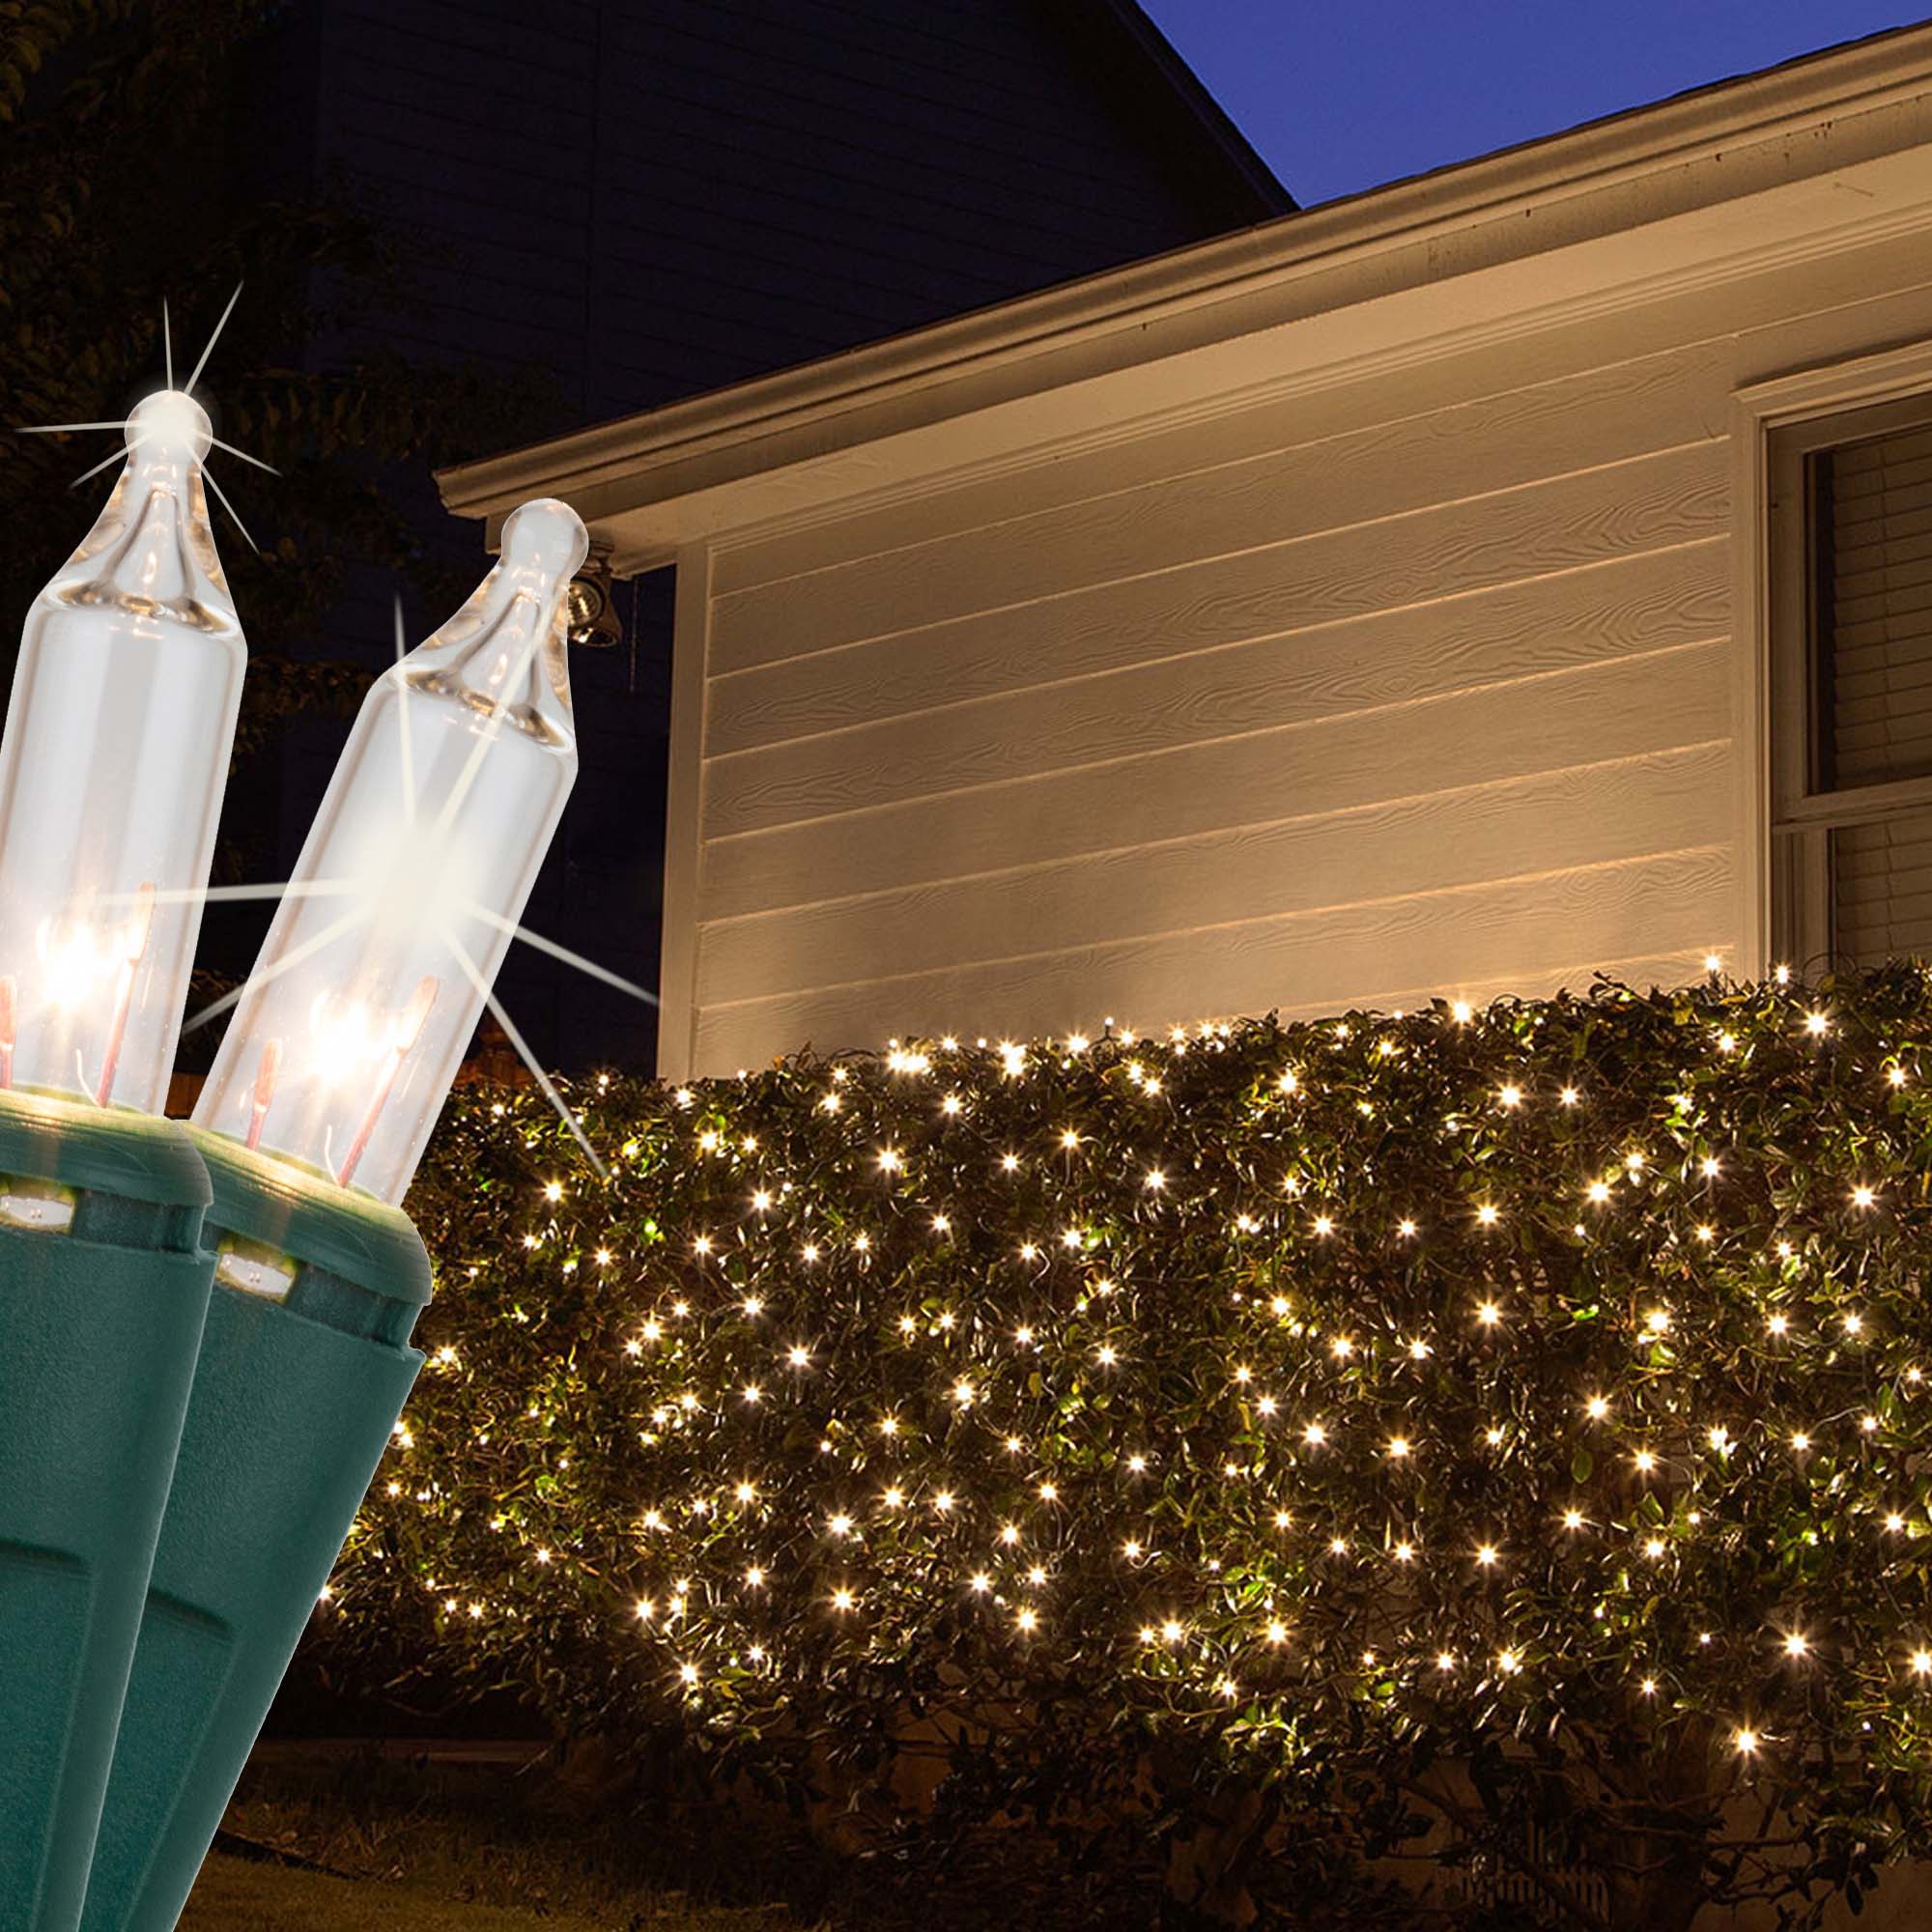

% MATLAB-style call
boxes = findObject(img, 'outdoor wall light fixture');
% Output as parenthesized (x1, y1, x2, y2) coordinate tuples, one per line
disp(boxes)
(564, 543, 624, 651)
(0, 389, 244, 1932)
(78, 497, 589, 1932)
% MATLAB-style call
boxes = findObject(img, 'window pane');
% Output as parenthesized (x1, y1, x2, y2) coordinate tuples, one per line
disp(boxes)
(1821, 425, 1932, 790)
(1833, 809, 1932, 965)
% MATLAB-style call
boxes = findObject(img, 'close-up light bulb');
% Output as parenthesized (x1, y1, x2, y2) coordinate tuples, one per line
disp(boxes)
(0, 390, 244, 1114)
(0, 380, 249, 1932)
(84, 498, 589, 1932)
(192, 496, 586, 1202)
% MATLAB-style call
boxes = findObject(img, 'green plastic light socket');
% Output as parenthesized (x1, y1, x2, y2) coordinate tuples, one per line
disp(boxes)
(80, 1129, 431, 1932)
(0, 1093, 214, 1932)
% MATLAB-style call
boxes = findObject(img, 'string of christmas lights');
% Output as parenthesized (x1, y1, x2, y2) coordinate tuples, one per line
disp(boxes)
(324, 967, 1932, 1855)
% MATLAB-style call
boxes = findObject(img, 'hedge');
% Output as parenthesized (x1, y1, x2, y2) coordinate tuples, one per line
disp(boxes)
(324, 969, 1932, 1927)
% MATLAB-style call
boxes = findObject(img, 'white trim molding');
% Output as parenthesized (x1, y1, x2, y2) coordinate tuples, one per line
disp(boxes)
(1730, 337, 1932, 977)
(657, 543, 712, 1080)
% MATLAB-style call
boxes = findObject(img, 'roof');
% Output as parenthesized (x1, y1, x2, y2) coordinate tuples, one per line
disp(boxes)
(1073, 0, 1293, 219)
(439, 21, 1932, 568)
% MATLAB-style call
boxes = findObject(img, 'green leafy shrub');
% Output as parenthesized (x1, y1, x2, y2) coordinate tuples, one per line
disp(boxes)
(328, 970, 1932, 1927)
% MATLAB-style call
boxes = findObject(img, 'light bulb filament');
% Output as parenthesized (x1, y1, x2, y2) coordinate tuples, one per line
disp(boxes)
(93, 880, 156, 1108)
(333, 974, 439, 1189)
(246, 1037, 281, 1152)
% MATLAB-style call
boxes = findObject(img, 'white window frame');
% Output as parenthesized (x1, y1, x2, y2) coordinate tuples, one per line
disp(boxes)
(1732, 340, 1932, 976)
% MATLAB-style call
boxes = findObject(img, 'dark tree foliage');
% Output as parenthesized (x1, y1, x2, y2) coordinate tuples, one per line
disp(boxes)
(0, 0, 557, 1037)
(327, 968, 1932, 1927)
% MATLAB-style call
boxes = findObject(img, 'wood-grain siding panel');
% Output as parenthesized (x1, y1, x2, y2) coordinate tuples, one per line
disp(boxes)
(707, 440, 1723, 706)
(689, 848, 1734, 1068)
(704, 536, 1725, 792)
(702, 445, 1729, 833)
(696, 741, 1731, 1007)
(699, 612, 1730, 920)
(709, 346, 1732, 679)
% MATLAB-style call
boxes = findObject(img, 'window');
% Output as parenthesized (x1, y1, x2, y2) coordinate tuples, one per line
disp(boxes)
(1770, 394, 1932, 972)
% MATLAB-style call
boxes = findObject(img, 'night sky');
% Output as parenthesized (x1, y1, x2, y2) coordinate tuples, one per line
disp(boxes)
(1139, 1, 1927, 207)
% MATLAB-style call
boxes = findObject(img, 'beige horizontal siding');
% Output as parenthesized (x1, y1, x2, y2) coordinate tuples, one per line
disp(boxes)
(707, 347, 1730, 684)
(704, 446, 1727, 838)
(692, 849, 1734, 1068)
(668, 245, 1932, 1072)
(699, 559, 1726, 919)
(696, 740, 1731, 1007)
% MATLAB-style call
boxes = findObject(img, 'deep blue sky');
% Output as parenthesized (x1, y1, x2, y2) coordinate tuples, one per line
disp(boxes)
(1140, 2, 1927, 207)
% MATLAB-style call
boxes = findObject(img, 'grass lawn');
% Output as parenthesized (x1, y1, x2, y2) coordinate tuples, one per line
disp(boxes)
(182, 1853, 781, 1930)
(176, 1748, 818, 1932)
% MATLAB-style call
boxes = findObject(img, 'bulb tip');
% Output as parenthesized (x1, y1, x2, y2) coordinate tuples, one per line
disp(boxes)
(500, 497, 588, 583)
(127, 388, 212, 464)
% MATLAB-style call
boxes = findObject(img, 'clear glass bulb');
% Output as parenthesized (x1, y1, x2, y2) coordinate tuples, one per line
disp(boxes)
(194, 498, 586, 1203)
(0, 390, 244, 1113)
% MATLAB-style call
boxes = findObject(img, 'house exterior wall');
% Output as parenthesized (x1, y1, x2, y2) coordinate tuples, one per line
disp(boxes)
(665, 226, 1932, 1074)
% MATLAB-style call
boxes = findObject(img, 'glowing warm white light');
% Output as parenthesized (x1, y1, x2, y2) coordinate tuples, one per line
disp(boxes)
(0, 390, 244, 1109)
(195, 499, 587, 1199)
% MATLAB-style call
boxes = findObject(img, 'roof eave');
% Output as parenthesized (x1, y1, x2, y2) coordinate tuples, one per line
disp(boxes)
(439, 21, 1932, 567)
